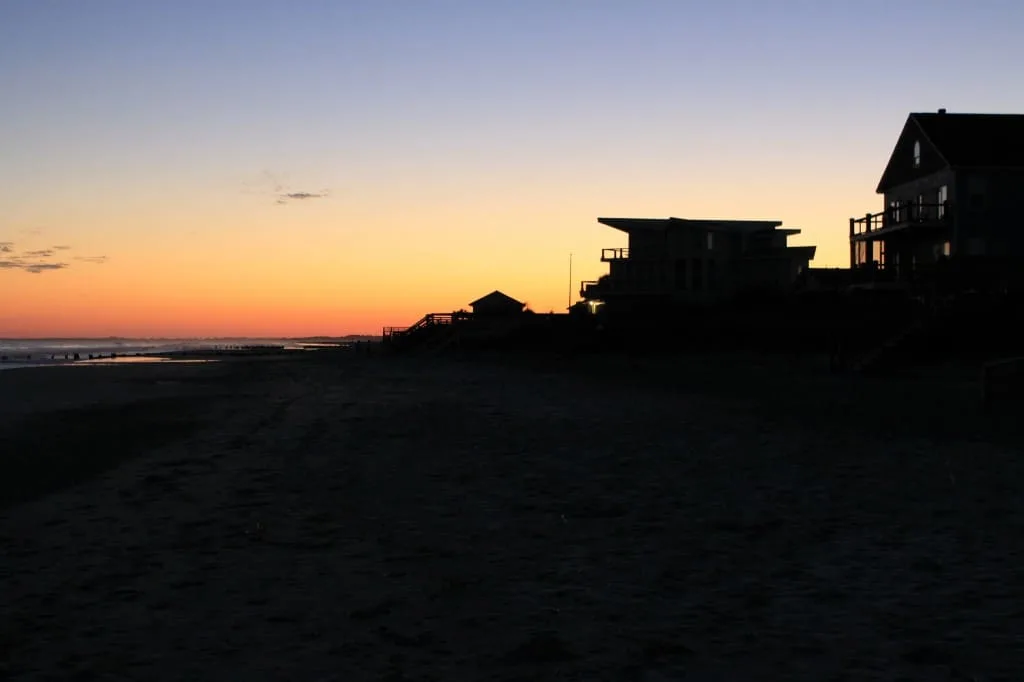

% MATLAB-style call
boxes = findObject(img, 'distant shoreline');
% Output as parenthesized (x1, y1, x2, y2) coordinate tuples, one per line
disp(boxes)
(0, 339, 362, 372)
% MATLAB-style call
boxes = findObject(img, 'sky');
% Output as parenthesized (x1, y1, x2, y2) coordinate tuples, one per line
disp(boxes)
(3, 0, 1024, 337)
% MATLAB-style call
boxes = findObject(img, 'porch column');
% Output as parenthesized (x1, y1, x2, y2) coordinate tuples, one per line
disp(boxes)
(849, 218, 856, 268)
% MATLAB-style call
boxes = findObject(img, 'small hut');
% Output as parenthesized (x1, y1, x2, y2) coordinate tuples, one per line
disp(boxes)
(469, 290, 526, 317)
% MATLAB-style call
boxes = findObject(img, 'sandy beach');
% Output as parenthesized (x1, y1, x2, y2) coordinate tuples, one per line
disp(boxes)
(2, 350, 1023, 680)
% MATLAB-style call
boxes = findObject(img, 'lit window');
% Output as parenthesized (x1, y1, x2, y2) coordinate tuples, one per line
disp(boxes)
(706, 232, 714, 250)
(890, 199, 904, 224)
(913, 140, 921, 167)
(942, 241, 951, 257)
(937, 185, 948, 218)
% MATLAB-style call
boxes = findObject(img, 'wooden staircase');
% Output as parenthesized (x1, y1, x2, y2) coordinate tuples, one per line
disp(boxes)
(847, 297, 952, 374)
(382, 312, 470, 352)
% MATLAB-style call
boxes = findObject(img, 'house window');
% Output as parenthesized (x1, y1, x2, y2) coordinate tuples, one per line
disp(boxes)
(706, 232, 714, 251)
(890, 199, 904, 225)
(913, 140, 921, 167)
(942, 241, 951, 257)
(917, 194, 925, 221)
(855, 242, 868, 266)
(692, 258, 703, 291)
(937, 185, 948, 218)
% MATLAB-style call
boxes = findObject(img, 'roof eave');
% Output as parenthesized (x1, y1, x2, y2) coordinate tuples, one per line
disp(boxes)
(469, 290, 524, 307)
(876, 114, 952, 193)
(597, 217, 667, 233)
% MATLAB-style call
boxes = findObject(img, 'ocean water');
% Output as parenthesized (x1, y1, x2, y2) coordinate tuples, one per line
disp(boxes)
(0, 338, 336, 370)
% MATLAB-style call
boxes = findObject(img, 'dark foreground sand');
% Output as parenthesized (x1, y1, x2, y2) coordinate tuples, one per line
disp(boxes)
(2, 351, 1023, 680)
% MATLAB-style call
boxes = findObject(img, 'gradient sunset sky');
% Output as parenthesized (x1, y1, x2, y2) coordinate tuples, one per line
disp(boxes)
(3, 0, 1023, 337)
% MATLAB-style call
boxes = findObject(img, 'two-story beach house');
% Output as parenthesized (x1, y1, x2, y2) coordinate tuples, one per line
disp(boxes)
(579, 217, 816, 309)
(850, 109, 1024, 283)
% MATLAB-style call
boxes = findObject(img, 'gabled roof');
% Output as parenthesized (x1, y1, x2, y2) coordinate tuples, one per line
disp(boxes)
(912, 112, 1024, 167)
(469, 290, 524, 308)
(598, 217, 784, 234)
(875, 111, 1024, 193)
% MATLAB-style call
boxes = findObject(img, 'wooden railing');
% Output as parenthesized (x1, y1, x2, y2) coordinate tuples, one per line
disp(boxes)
(382, 312, 472, 340)
(851, 202, 950, 237)
(601, 247, 630, 261)
(579, 276, 670, 298)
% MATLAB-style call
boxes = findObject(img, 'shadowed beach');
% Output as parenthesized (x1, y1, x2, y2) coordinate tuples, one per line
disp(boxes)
(2, 351, 1024, 680)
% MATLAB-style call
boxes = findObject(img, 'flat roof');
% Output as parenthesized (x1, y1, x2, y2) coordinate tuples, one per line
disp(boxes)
(598, 217, 786, 234)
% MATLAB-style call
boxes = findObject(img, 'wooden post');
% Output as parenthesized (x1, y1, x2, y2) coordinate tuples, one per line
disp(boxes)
(849, 218, 856, 268)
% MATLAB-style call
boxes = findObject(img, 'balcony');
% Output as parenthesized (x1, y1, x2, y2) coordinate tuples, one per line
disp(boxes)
(601, 247, 630, 262)
(580, 280, 601, 299)
(850, 202, 951, 241)
(580, 276, 669, 300)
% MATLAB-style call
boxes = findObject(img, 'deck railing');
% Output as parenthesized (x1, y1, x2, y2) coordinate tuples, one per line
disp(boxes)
(579, 280, 600, 298)
(601, 247, 630, 261)
(851, 202, 950, 237)
(382, 312, 472, 340)
(579, 277, 671, 298)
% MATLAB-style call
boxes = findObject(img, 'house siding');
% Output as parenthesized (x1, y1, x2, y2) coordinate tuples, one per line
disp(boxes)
(876, 118, 948, 192)
(882, 168, 956, 262)
(591, 221, 812, 306)
(957, 168, 1024, 258)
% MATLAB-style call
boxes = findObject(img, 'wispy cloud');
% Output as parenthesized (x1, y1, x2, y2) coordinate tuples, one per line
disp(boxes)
(0, 241, 81, 274)
(0, 259, 69, 274)
(74, 255, 109, 264)
(276, 189, 330, 205)
(282, 191, 326, 200)
(245, 170, 331, 205)
(23, 262, 68, 274)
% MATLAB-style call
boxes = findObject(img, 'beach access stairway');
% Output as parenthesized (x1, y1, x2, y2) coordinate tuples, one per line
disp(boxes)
(846, 295, 961, 374)
(382, 312, 470, 351)
(848, 293, 1024, 375)
(848, 307, 934, 374)
(383, 311, 550, 354)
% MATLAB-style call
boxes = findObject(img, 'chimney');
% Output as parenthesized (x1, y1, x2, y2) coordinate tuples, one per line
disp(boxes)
(938, 108, 947, 114)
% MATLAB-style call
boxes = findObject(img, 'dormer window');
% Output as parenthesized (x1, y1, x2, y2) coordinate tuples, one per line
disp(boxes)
(913, 140, 921, 167)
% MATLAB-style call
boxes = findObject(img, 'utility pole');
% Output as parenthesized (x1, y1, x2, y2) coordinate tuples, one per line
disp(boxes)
(568, 253, 573, 311)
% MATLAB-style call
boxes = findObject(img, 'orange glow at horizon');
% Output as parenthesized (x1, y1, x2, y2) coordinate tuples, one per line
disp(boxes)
(1, 178, 877, 338)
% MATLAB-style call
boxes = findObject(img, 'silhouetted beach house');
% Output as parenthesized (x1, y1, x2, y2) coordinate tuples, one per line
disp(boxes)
(850, 109, 1024, 288)
(469, 290, 526, 317)
(579, 217, 816, 309)
(382, 290, 530, 350)
(383, 109, 1024, 364)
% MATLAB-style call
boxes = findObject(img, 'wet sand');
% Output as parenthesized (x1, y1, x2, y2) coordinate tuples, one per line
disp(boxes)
(2, 351, 1023, 680)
